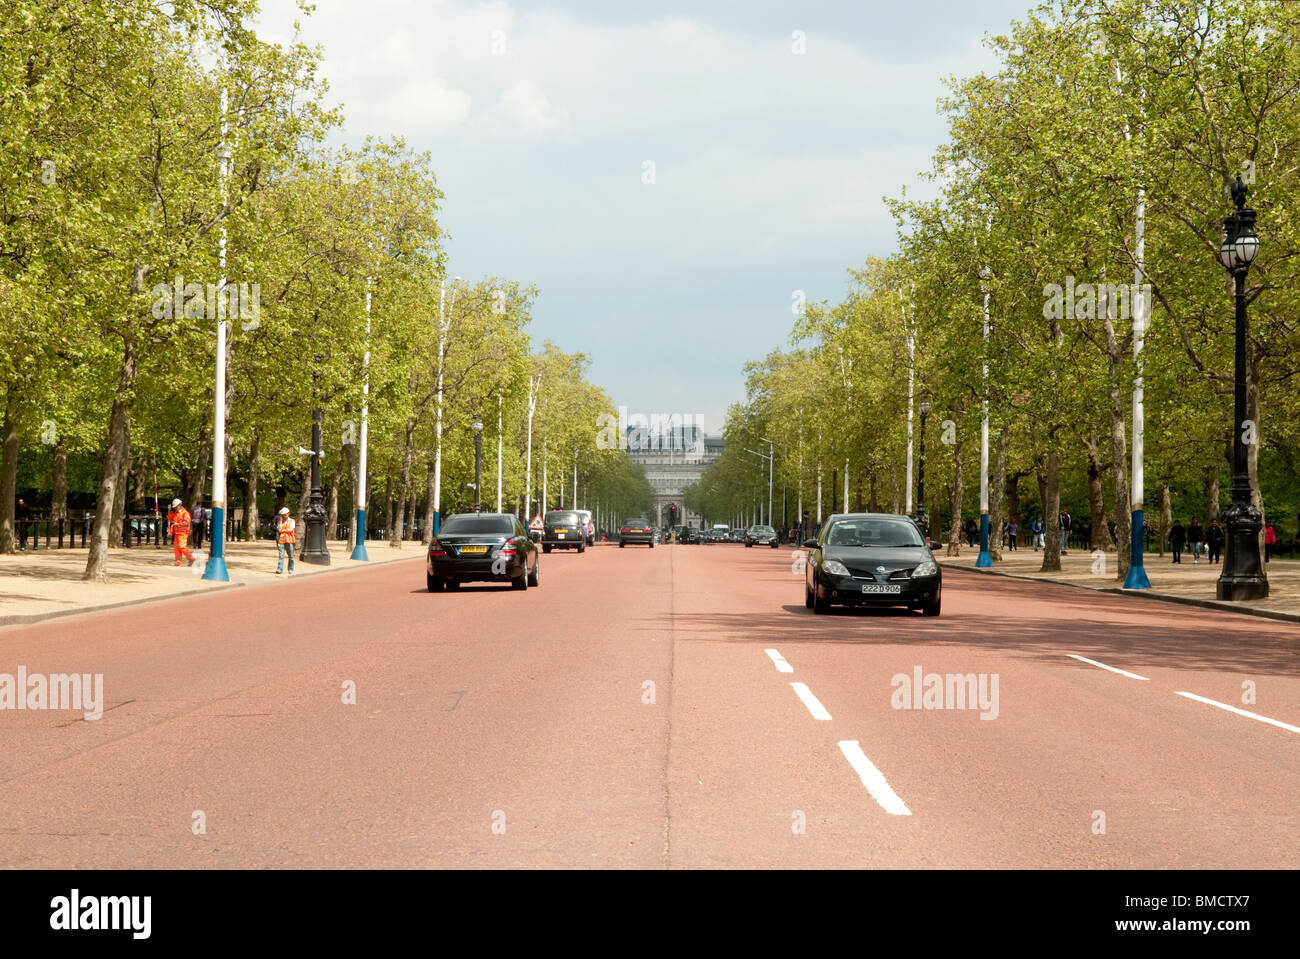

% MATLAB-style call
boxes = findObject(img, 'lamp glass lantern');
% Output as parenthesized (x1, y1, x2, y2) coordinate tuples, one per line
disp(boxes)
(472, 414, 484, 433)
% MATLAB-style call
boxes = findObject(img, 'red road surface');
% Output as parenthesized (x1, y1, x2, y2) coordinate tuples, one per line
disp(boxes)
(1, 542, 1297, 868)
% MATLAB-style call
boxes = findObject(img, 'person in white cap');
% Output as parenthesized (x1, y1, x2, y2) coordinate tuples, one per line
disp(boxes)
(275, 507, 296, 574)
(167, 498, 194, 566)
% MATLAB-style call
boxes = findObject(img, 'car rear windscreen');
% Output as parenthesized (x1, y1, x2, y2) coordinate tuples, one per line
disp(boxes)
(438, 516, 515, 535)
(623, 519, 648, 527)
(545, 511, 580, 525)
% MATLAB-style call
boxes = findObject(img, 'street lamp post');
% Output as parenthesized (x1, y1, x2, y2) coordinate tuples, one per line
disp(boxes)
(431, 277, 462, 535)
(202, 79, 232, 582)
(496, 390, 503, 513)
(916, 394, 931, 540)
(301, 357, 330, 565)
(351, 277, 372, 561)
(976, 266, 993, 568)
(472, 413, 483, 512)
(1216, 178, 1267, 601)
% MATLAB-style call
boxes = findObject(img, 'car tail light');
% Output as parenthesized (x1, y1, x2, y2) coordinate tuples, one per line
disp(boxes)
(429, 540, 447, 557)
(498, 546, 516, 556)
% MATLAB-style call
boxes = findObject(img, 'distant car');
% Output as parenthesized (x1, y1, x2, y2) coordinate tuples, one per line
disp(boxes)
(427, 512, 539, 591)
(576, 510, 595, 546)
(677, 526, 697, 544)
(728, 530, 745, 543)
(745, 524, 779, 548)
(542, 510, 586, 553)
(804, 513, 941, 616)
(619, 517, 655, 547)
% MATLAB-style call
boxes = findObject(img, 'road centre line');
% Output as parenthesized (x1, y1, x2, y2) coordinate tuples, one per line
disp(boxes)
(838, 741, 912, 816)
(789, 682, 831, 720)
(1175, 691, 1300, 735)
(1067, 654, 1149, 681)
(765, 648, 793, 673)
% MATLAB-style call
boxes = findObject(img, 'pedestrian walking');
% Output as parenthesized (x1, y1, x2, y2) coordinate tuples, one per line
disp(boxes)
(191, 502, 206, 550)
(1031, 515, 1045, 551)
(1169, 519, 1185, 564)
(1207, 519, 1224, 564)
(167, 498, 195, 566)
(16, 497, 30, 550)
(1006, 519, 1019, 550)
(1264, 522, 1277, 564)
(1059, 509, 1072, 554)
(1188, 517, 1204, 563)
(965, 517, 978, 548)
(276, 506, 296, 574)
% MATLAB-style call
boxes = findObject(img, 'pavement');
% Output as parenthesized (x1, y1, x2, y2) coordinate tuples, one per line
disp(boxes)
(936, 544, 1300, 622)
(0, 539, 424, 626)
(0, 539, 1297, 868)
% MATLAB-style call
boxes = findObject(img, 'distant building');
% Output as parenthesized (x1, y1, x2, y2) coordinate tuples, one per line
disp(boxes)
(623, 423, 723, 527)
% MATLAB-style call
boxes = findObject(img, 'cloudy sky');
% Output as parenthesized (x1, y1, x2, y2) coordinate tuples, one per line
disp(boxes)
(254, 0, 1035, 433)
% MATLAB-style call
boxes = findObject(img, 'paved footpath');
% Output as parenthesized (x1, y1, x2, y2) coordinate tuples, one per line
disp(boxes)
(0, 539, 423, 626)
(938, 546, 1300, 622)
(1, 541, 1296, 868)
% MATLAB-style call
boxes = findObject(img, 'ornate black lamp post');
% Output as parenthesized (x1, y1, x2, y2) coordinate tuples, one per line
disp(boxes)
(915, 392, 931, 540)
(472, 413, 484, 512)
(301, 356, 330, 565)
(1216, 177, 1266, 600)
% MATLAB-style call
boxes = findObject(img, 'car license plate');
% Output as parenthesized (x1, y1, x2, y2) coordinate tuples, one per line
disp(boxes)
(459, 545, 488, 554)
(557, 533, 565, 538)
(862, 584, 901, 594)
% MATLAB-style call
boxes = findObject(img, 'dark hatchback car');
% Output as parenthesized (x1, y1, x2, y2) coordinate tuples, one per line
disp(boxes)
(803, 513, 941, 616)
(745, 524, 779, 547)
(618, 517, 655, 547)
(427, 512, 539, 591)
(542, 509, 586, 553)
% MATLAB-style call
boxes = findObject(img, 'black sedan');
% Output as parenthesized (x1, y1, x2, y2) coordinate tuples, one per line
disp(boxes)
(427, 512, 540, 591)
(803, 513, 941, 616)
(618, 517, 655, 547)
(745, 524, 779, 548)
(542, 509, 586, 553)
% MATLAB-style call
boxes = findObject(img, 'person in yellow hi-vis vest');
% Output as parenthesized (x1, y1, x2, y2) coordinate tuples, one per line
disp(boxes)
(275, 506, 296, 575)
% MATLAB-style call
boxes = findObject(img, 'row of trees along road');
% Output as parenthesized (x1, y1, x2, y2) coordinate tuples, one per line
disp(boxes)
(690, 0, 1300, 579)
(0, 0, 653, 579)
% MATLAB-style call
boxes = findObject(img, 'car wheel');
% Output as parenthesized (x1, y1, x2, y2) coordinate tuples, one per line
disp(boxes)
(427, 574, 443, 592)
(745, 541, 752, 547)
(804, 580, 814, 609)
(922, 596, 941, 617)
(445, 580, 460, 590)
(528, 558, 540, 587)
(542, 544, 552, 554)
(619, 541, 625, 548)
(649, 541, 654, 549)
(578, 541, 585, 553)
(512, 572, 528, 590)
(770, 541, 778, 548)
(812, 581, 831, 614)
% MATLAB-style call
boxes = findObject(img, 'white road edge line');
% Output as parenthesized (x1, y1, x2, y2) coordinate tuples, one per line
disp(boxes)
(789, 682, 831, 720)
(765, 648, 794, 673)
(1067, 654, 1149, 681)
(1175, 691, 1300, 735)
(838, 741, 912, 816)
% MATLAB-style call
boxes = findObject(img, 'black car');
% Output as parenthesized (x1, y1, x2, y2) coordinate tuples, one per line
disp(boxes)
(618, 517, 654, 547)
(745, 524, 779, 547)
(542, 509, 586, 553)
(803, 513, 941, 615)
(427, 512, 540, 591)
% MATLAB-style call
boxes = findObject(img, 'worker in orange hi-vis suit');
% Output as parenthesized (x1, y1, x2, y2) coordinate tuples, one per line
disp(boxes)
(275, 506, 296, 575)
(167, 498, 194, 566)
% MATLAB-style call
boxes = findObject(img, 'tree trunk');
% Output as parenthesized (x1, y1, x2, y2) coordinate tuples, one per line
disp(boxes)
(109, 441, 130, 548)
(1084, 436, 1114, 552)
(184, 421, 211, 509)
(0, 392, 17, 553)
(384, 476, 394, 542)
(326, 455, 340, 543)
(1248, 352, 1265, 562)
(1040, 446, 1061, 572)
(1205, 471, 1220, 522)
(391, 418, 414, 548)
(990, 426, 1007, 561)
(295, 470, 310, 556)
(1006, 472, 1023, 529)
(84, 345, 137, 581)
(246, 432, 261, 541)
(946, 433, 964, 557)
(1159, 484, 1171, 557)
(51, 442, 68, 524)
